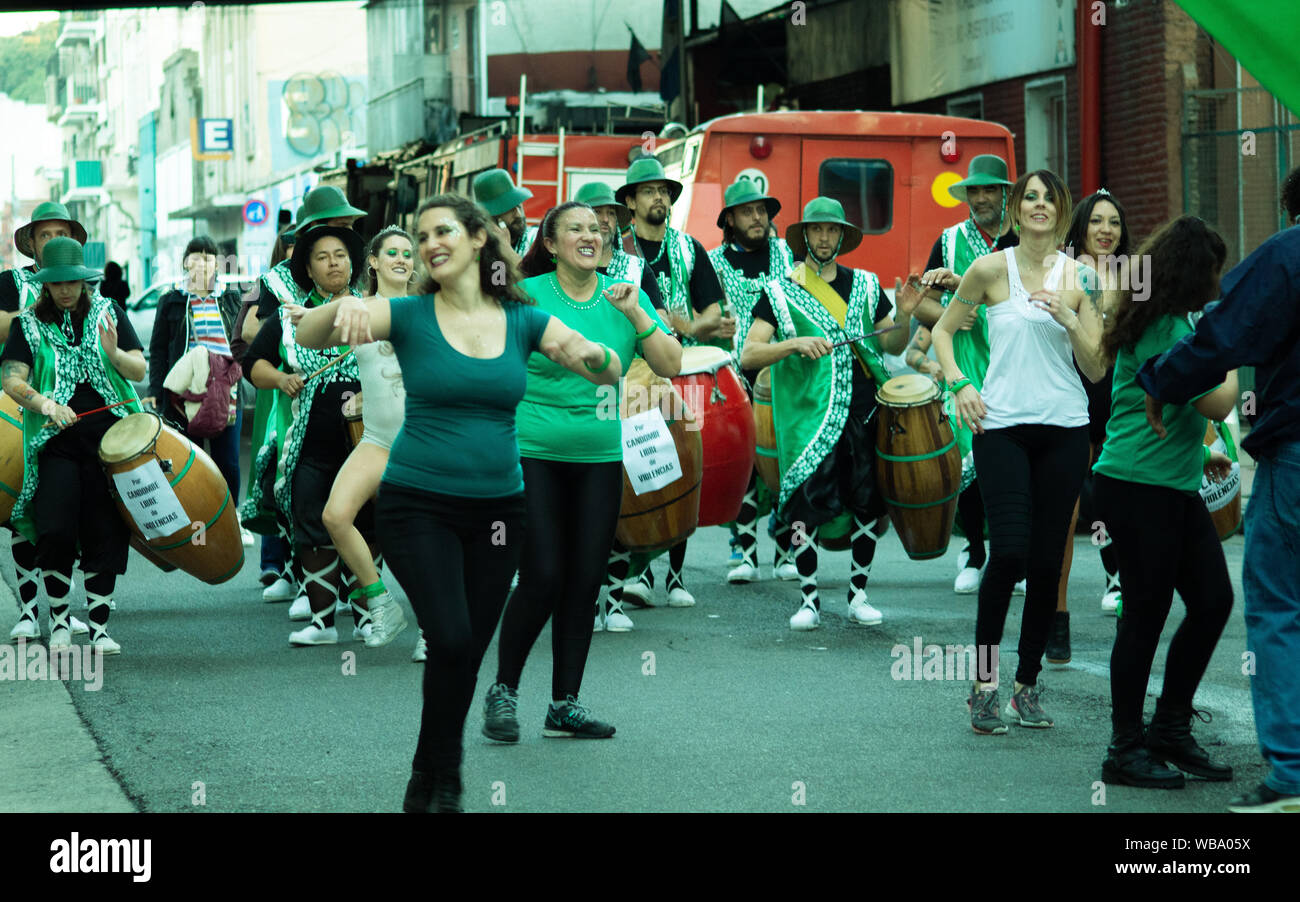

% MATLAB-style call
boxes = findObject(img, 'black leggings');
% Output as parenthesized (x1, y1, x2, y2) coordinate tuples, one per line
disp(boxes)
(1093, 474, 1233, 731)
(972, 424, 1089, 686)
(497, 458, 623, 701)
(957, 479, 987, 568)
(376, 482, 526, 773)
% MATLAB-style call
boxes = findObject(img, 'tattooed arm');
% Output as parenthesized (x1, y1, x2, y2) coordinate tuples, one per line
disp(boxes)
(2, 360, 43, 410)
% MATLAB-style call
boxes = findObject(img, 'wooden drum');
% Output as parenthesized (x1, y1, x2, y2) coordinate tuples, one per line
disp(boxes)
(752, 367, 780, 496)
(343, 391, 365, 447)
(99, 412, 244, 584)
(1202, 421, 1242, 540)
(671, 346, 754, 526)
(875, 374, 962, 560)
(0, 393, 25, 523)
(615, 359, 703, 553)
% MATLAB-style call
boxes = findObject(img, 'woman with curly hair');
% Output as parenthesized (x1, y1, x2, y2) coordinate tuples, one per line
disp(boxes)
(1093, 215, 1237, 788)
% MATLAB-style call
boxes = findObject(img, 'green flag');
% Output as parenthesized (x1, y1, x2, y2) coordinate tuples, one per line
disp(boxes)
(1175, 0, 1300, 115)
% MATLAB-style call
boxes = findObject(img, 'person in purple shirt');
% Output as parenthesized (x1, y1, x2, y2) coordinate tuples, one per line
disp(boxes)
(1137, 166, 1300, 813)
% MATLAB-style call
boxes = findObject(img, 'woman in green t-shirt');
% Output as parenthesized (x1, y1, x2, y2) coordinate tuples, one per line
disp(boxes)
(483, 201, 681, 744)
(1093, 215, 1238, 790)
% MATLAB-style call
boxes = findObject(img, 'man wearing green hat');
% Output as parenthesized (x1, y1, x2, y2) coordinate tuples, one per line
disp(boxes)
(2, 203, 94, 643)
(708, 176, 796, 585)
(908, 154, 1017, 597)
(572, 181, 663, 309)
(617, 155, 729, 609)
(473, 168, 537, 257)
(740, 197, 919, 631)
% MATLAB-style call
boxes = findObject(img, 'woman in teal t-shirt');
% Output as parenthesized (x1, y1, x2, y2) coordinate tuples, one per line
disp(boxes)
(483, 201, 681, 744)
(300, 194, 622, 813)
(1092, 215, 1238, 790)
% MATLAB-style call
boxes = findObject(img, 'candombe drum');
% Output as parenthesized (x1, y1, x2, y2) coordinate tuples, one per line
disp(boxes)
(616, 358, 703, 553)
(751, 367, 780, 496)
(671, 346, 754, 526)
(99, 412, 244, 584)
(874, 374, 962, 560)
(343, 391, 365, 447)
(0, 392, 25, 522)
(1201, 420, 1242, 540)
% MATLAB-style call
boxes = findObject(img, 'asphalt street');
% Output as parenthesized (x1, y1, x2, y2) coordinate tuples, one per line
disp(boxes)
(4, 477, 1261, 814)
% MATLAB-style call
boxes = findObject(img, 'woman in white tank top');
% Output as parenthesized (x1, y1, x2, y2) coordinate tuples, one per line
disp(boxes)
(932, 170, 1112, 736)
(290, 227, 416, 655)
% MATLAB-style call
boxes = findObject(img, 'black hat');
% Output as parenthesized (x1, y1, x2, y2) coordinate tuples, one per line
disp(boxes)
(290, 226, 365, 293)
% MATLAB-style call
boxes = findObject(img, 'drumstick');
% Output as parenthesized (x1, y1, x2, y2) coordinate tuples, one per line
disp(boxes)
(830, 323, 904, 349)
(306, 348, 354, 381)
(40, 398, 137, 429)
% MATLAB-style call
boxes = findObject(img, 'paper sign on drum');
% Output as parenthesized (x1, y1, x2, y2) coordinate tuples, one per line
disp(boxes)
(622, 408, 683, 495)
(111, 459, 192, 540)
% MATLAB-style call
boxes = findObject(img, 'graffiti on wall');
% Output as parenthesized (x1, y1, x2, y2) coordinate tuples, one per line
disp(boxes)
(269, 73, 367, 173)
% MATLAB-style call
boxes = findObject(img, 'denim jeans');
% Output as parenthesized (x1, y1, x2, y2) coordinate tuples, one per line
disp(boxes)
(1242, 440, 1300, 795)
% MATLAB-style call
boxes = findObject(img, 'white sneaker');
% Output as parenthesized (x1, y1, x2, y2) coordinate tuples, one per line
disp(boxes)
(92, 635, 121, 656)
(263, 577, 297, 602)
(954, 566, 982, 595)
(667, 587, 695, 607)
(774, 562, 799, 581)
(622, 575, 653, 607)
(70, 616, 89, 636)
(352, 622, 373, 642)
(9, 619, 39, 641)
(789, 602, 820, 631)
(49, 627, 72, 649)
(727, 562, 759, 583)
(289, 624, 338, 646)
(604, 602, 634, 632)
(593, 607, 605, 632)
(1101, 589, 1122, 615)
(1013, 579, 1027, 596)
(288, 595, 311, 621)
(847, 591, 883, 626)
(334, 599, 351, 617)
(956, 546, 970, 574)
(411, 632, 427, 663)
(240, 527, 255, 547)
(364, 593, 408, 648)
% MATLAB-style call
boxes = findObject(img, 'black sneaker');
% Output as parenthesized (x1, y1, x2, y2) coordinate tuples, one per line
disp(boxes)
(968, 685, 1008, 735)
(543, 696, 616, 739)
(1147, 701, 1232, 781)
(482, 682, 520, 743)
(1227, 782, 1300, 813)
(1102, 728, 1185, 789)
(1045, 611, 1071, 664)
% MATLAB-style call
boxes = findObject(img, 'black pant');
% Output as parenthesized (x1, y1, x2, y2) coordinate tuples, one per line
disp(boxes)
(496, 458, 623, 701)
(376, 481, 526, 772)
(972, 424, 1089, 686)
(1093, 474, 1233, 730)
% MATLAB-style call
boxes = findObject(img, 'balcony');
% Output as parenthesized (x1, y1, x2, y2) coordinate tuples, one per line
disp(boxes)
(57, 80, 103, 128)
(61, 160, 107, 206)
(55, 11, 101, 49)
(45, 74, 65, 123)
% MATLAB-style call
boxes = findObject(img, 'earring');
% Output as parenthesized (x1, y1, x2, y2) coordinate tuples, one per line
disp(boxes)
(550, 255, 557, 263)
(475, 253, 480, 261)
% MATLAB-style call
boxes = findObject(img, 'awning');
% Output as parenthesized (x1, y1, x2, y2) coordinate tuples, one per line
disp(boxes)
(1176, 0, 1300, 115)
(168, 195, 245, 220)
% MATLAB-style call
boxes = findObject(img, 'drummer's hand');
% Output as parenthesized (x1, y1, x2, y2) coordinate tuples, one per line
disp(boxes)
(97, 313, 119, 356)
(894, 276, 925, 319)
(715, 315, 738, 340)
(920, 360, 943, 382)
(787, 336, 832, 360)
(920, 267, 960, 292)
(49, 403, 78, 430)
(333, 297, 373, 345)
(1144, 394, 1167, 439)
(602, 281, 639, 316)
(278, 372, 305, 398)
(283, 303, 308, 325)
(140, 396, 157, 410)
(954, 385, 987, 434)
(1205, 449, 1233, 482)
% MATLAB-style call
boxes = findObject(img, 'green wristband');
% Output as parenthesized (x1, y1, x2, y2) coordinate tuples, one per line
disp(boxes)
(1202, 444, 1212, 468)
(635, 323, 658, 342)
(584, 344, 612, 374)
(949, 377, 973, 394)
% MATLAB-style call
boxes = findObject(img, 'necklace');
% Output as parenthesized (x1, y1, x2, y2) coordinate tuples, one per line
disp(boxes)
(60, 309, 76, 344)
(639, 231, 668, 266)
(549, 272, 600, 309)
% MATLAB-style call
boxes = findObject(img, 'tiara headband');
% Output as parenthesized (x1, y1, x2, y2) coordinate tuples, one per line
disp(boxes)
(1096, 187, 1112, 197)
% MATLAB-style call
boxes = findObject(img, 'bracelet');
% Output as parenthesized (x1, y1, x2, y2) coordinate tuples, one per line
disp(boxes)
(40, 399, 55, 417)
(634, 323, 658, 342)
(953, 293, 979, 306)
(949, 377, 973, 394)
(584, 345, 612, 374)
(1202, 444, 1213, 468)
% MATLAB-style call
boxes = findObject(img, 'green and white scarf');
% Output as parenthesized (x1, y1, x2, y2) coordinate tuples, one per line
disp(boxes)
(604, 246, 644, 288)
(708, 237, 794, 370)
(11, 266, 42, 310)
(638, 227, 697, 337)
(262, 260, 310, 308)
(515, 225, 538, 257)
(10, 292, 141, 541)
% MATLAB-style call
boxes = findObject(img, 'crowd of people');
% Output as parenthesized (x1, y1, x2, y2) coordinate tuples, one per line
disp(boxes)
(2, 155, 1297, 815)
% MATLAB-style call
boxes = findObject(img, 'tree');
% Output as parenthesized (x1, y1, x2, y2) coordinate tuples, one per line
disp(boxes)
(0, 20, 59, 105)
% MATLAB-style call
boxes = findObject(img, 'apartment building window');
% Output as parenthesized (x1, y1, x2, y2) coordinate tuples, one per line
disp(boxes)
(1024, 76, 1068, 180)
(947, 94, 984, 120)
(819, 159, 893, 234)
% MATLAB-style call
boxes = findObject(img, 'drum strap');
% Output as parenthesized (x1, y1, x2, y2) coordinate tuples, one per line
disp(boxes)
(794, 263, 890, 386)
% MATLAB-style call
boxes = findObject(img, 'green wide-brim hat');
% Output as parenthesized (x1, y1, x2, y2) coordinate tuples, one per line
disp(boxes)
(785, 197, 862, 259)
(291, 185, 366, 234)
(14, 202, 88, 259)
(574, 181, 632, 227)
(474, 168, 533, 218)
(31, 236, 100, 283)
(948, 154, 1013, 203)
(615, 156, 682, 206)
(290, 226, 366, 292)
(717, 177, 780, 229)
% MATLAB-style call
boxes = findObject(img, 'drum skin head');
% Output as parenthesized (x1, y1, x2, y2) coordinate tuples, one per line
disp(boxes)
(99, 412, 162, 463)
(678, 345, 732, 376)
(877, 373, 940, 406)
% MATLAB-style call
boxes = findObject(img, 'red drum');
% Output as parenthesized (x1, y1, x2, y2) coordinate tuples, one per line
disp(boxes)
(671, 346, 755, 527)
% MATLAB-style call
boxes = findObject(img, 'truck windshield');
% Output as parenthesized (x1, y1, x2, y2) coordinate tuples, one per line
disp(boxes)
(819, 159, 893, 234)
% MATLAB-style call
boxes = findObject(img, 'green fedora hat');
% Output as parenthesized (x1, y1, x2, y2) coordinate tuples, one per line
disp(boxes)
(948, 154, 1013, 203)
(474, 168, 533, 218)
(615, 156, 682, 206)
(574, 181, 631, 227)
(785, 197, 862, 259)
(14, 201, 88, 259)
(31, 236, 100, 283)
(716, 176, 780, 229)
(290, 185, 366, 234)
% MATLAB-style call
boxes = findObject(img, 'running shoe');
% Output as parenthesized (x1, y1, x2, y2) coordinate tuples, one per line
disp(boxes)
(1005, 682, 1054, 728)
(543, 696, 615, 739)
(364, 592, 408, 648)
(968, 685, 1008, 735)
(1227, 783, 1300, 813)
(482, 682, 520, 743)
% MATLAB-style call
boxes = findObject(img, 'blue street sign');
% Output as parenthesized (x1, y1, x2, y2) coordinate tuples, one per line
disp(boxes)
(242, 200, 270, 226)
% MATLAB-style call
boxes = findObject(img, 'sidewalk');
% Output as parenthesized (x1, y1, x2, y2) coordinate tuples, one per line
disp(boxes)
(0, 574, 135, 813)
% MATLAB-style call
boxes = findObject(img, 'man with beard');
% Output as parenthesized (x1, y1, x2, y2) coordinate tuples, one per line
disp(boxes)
(617, 156, 729, 610)
(473, 169, 538, 257)
(908, 155, 1019, 598)
(707, 177, 797, 584)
